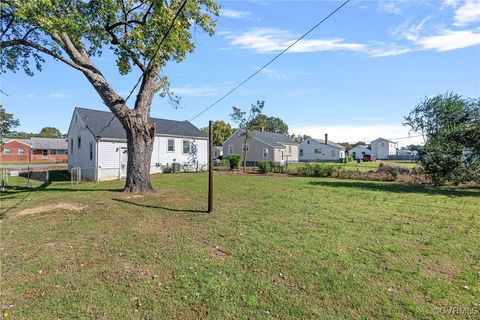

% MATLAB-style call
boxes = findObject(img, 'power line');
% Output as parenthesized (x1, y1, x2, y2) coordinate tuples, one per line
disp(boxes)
(124, 0, 189, 104)
(187, 0, 351, 122)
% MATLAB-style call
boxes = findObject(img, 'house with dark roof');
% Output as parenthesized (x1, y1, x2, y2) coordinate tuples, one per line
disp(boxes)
(0, 137, 67, 163)
(298, 134, 346, 162)
(222, 129, 298, 166)
(67, 107, 208, 181)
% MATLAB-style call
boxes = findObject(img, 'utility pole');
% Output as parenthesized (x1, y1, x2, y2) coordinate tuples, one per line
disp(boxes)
(208, 120, 214, 213)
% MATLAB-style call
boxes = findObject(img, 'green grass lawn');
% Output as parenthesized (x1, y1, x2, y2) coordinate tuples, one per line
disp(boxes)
(1, 172, 479, 319)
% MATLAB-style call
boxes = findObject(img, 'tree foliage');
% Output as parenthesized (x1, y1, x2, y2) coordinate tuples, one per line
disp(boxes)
(0, 105, 20, 137)
(404, 93, 480, 185)
(201, 120, 234, 146)
(250, 114, 289, 135)
(38, 126, 63, 138)
(230, 100, 264, 171)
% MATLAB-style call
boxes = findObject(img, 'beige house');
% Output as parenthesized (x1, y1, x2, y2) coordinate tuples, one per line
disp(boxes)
(223, 129, 298, 166)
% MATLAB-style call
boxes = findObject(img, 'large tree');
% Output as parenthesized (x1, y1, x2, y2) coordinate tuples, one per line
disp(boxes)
(201, 120, 234, 146)
(39, 126, 63, 138)
(1, 0, 218, 192)
(0, 105, 20, 137)
(250, 114, 289, 135)
(404, 93, 480, 185)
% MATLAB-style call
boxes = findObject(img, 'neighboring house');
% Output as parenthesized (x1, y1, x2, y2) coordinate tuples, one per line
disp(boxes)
(67, 107, 208, 181)
(348, 145, 372, 160)
(371, 137, 397, 160)
(213, 146, 223, 160)
(223, 129, 298, 166)
(299, 134, 346, 162)
(0, 137, 67, 163)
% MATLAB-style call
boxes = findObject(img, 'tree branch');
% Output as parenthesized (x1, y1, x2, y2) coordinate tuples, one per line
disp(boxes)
(1, 38, 87, 72)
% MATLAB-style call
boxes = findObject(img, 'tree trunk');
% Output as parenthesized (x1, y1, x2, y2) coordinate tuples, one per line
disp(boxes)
(122, 117, 156, 193)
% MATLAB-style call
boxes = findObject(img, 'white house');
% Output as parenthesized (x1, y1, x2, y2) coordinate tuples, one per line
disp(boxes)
(299, 134, 346, 162)
(370, 137, 397, 160)
(348, 145, 372, 160)
(67, 107, 208, 181)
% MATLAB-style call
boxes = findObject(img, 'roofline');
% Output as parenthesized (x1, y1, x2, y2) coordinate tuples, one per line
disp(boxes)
(1, 139, 33, 147)
(96, 134, 208, 142)
(302, 138, 345, 150)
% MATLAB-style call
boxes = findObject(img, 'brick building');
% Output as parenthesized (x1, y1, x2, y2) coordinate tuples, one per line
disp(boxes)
(1, 137, 68, 163)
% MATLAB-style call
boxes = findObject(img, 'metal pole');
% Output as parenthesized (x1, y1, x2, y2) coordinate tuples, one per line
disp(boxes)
(208, 120, 214, 213)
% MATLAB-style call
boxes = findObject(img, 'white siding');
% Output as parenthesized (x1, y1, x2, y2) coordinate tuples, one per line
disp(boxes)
(371, 139, 397, 160)
(299, 139, 345, 162)
(97, 141, 127, 181)
(67, 110, 97, 181)
(348, 146, 372, 160)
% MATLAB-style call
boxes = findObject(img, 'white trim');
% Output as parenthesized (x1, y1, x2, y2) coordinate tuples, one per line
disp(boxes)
(167, 138, 175, 153)
(4, 148, 11, 155)
(182, 139, 191, 154)
(263, 147, 270, 159)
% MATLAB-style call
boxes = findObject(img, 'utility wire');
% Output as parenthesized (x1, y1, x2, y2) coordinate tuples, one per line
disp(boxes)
(124, 0, 189, 104)
(187, 0, 351, 122)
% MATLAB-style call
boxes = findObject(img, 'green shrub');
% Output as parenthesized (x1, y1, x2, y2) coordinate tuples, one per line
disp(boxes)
(347, 155, 354, 162)
(296, 163, 340, 177)
(258, 160, 272, 173)
(226, 154, 242, 170)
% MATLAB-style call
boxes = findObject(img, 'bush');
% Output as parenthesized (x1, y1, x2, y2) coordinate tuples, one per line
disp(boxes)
(226, 154, 242, 170)
(296, 163, 341, 177)
(347, 155, 354, 162)
(258, 160, 272, 173)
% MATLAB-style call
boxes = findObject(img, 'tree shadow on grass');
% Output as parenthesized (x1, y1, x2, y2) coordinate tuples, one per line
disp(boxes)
(112, 198, 208, 213)
(307, 180, 480, 198)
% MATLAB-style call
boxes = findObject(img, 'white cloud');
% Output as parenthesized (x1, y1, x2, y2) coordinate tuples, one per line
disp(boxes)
(220, 9, 251, 19)
(171, 83, 233, 97)
(47, 92, 69, 98)
(255, 67, 288, 80)
(415, 28, 480, 51)
(378, 1, 402, 15)
(225, 28, 367, 54)
(289, 124, 424, 146)
(453, 0, 480, 26)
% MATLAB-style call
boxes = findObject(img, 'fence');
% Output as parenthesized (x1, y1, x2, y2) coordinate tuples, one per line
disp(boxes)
(388, 155, 418, 161)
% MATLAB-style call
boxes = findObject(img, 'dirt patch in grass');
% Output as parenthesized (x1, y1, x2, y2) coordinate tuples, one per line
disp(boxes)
(203, 241, 232, 260)
(11, 202, 86, 219)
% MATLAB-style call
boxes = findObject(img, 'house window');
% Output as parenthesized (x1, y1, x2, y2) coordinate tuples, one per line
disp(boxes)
(307, 140, 310, 144)
(77, 136, 81, 149)
(43, 150, 48, 156)
(56, 150, 67, 155)
(299, 149, 304, 156)
(288, 146, 292, 154)
(182, 140, 190, 154)
(18, 148, 25, 155)
(242, 143, 249, 152)
(4, 148, 11, 155)
(70, 138, 74, 155)
(263, 148, 269, 158)
(381, 142, 384, 147)
(228, 145, 233, 154)
(314, 148, 322, 154)
(167, 139, 175, 152)
(75, 114, 78, 123)
(89, 142, 93, 160)
(331, 150, 336, 157)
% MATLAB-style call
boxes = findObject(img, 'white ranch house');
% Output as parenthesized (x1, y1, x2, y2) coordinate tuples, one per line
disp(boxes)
(348, 145, 372, 160)
(299, 134, 346, 162)
(67, 107, 208, 181)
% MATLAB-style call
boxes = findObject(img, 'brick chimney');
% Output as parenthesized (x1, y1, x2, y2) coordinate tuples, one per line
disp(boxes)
(325, 133, 328, 145)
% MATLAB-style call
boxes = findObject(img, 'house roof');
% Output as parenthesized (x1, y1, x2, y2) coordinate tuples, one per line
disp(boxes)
(3, 138, 67, 150)
(371, 137, 395, 144)
(306, 138, 346, 150)
(348, 145, 369, 151)
(248, 130, 296, 147)
(75, 107, 206, 140)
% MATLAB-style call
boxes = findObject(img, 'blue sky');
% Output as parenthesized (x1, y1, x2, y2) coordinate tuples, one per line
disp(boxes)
(2, 0, 480, 146)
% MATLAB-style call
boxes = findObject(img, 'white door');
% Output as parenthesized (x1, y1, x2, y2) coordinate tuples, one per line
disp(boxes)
(120, 148, 128, 178)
